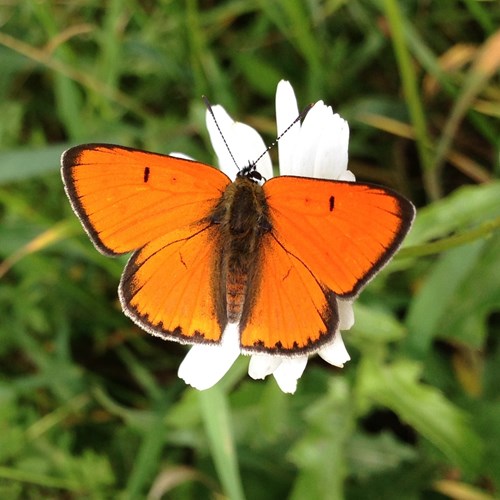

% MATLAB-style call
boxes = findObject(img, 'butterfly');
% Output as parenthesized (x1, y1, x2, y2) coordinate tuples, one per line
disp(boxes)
(61, 142, 415, 355)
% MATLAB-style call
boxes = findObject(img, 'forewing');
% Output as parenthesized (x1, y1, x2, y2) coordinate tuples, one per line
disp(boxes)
(61, 144, 230, 255)
(264, 176, 415, 297)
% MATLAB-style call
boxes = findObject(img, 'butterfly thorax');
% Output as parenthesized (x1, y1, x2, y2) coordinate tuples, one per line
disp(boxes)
(209, 175, 271, 325)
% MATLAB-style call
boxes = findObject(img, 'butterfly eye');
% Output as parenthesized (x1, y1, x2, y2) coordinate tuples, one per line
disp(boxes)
(248, 169, 264, 184)
(237, 163, 265, 184)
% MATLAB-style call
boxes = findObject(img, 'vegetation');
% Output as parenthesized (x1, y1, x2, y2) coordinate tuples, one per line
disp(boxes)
(1, 1, 499, 498)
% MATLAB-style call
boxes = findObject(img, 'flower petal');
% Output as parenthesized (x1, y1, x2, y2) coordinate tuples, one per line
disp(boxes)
(272, 357, 308, 394)
(338, 298, 355, 330)
(339, 169, 356, 182)
(248, 354, 282, 380)
(206, 105, 272, 180)
(276, 80, 300, 176)
(177, 323, 240, 390)
(313, 111, 351, 180)
(169, 152, 194, 160)
(318, 333, 350, 367)
(290, 101, 326, 177)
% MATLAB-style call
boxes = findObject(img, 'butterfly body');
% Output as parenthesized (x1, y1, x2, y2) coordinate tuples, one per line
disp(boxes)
(62, 144, 415, 357)
(208, 174, 270, 327)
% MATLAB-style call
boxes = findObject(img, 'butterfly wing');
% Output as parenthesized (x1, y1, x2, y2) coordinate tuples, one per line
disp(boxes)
(61, 144, 230, 255)
(61, 143, 231, 343)
(239, 231, 338, 354)
(238, 176, 414, 355)
(119, 224, 225, 343)
(264, 176, 415, 298)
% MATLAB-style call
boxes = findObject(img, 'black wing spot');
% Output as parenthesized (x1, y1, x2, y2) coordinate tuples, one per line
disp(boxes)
(143, 166, 150, 183)
(329, 195, 335, 211)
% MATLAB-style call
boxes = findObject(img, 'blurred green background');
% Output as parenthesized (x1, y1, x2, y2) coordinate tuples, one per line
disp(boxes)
(1, 1, 499, 499)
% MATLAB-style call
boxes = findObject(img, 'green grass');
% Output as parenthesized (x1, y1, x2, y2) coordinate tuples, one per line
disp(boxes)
(1, 1, 499, 498)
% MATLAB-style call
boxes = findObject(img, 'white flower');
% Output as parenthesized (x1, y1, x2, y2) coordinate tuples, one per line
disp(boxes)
(178, 80, 353, 394)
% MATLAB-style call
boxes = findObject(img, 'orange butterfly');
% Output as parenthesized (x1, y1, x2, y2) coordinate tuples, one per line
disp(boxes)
(61, 135, 415, 357)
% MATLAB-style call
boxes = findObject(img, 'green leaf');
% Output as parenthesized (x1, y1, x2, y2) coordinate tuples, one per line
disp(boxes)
(436, 233, 500, 348)
(473, 402, 500, 489)
(404, 239, 485, 356)
(0, 145, 69, 183)
(347, 432, 417, 479)
(351, 302, 407, 345)
(405, 182, 500, 247)
(125, 403, 168, 499)
(288, 378, 353, 500)
(357, 357, 483, 475)
(199, 387, 246, 500)
(405, 229, 500, 355)
(235, 54, 283, 97)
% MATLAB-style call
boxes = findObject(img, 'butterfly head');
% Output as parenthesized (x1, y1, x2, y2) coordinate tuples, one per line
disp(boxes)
(238, 162, 265, 184)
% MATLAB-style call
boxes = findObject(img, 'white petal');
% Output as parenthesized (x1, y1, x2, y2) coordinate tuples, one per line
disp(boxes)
(291, 101, 327, 177)
(318, 333, 350, 367)
(276, 80, 300, 176)
(169, 152, 194, 160)
(205, 105, 240, 179)
(206, 105, 272, 180)
(177, 323, 240, 390)
(338, 298, 355, 330)
(248, 354, 282, 380)
(272, 357, 308, 394)
(313, 112, 350, 180)
(339, 169, 356, 182)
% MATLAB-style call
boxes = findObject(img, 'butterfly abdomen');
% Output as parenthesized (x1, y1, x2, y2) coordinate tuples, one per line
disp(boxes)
(210, 176, 271, 325)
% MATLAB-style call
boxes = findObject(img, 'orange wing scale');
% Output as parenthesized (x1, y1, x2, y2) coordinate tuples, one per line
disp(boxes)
(62, 144, 231, 344)
(239, 233, 338, 354)
(62, 144, 230, 255)
(119, 225, 224, 343)
(239, 176, 414, 354)
(264, 176, 415, 298)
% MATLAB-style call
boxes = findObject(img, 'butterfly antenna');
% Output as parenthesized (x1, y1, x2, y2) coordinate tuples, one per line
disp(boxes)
(252, 103, 314, 167)
(203, 95, 240, 171)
